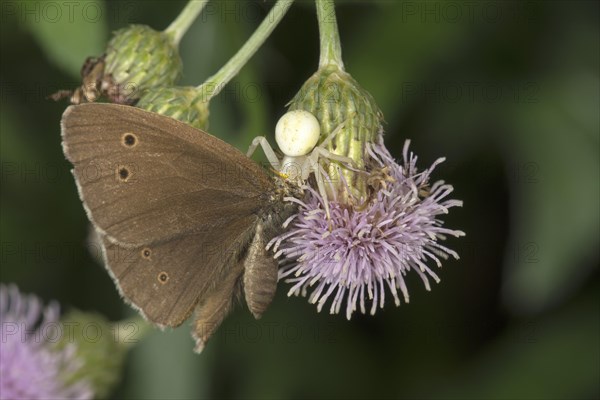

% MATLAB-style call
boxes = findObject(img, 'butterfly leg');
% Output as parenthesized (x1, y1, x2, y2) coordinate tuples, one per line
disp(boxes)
(246, 136, 281, 171)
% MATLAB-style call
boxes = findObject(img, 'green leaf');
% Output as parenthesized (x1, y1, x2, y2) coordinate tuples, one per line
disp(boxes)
(426, 289, 600, 399)
(21, 0, 108, 77)
(502, 71, 600, 314)
(346, 2, 468, 119)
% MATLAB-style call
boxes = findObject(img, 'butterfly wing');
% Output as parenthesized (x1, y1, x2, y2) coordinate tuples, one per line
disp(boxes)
(61, 103, 272, 247)
(61, 103, 274, 328)
(99, 217, 254, 328)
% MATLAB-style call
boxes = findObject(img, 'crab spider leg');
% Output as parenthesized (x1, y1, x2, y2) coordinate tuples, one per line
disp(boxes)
(309, 147, 355, 168)
(307, 113, 357, 177)
(246, 136, 281, 171)
(311, 157, 332, 221)
(319, 112, 357, 147)
(299, 116, 358, 222)
(247, 111, 360, 225)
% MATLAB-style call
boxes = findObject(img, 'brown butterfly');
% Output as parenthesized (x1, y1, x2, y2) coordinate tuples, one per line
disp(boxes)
(61, 103, 299, 352)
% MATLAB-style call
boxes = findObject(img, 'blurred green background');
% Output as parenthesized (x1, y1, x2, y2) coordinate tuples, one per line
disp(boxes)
(1, 0, 598, 399)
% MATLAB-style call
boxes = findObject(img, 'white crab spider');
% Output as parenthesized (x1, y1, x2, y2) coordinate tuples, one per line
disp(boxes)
(246, 110, 354, 219)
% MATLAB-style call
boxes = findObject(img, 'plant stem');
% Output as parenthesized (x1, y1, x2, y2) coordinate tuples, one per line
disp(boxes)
(315, 0, 344, 70)
(165, 0, 209, 46)
(196, 0, 294, 102)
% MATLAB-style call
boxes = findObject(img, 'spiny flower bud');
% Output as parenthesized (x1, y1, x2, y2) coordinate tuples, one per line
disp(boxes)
(136, 86, 210, 130)
(104, 25, 183, 104)
(287, 64, 383, 202)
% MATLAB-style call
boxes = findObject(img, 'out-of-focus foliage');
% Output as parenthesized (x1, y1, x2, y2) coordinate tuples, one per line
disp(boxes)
(1, 1, 598, 399)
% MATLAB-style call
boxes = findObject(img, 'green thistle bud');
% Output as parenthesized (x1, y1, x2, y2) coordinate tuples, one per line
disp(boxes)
(288, 64, 383, 202)
(137, 86, 210, 130)
(56, 311, 146, 399)
(104, 25, 183, 103)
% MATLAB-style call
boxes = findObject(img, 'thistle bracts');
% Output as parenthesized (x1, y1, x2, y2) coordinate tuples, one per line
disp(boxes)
(103, 25, 183, 104)
(287, 64, 383, 202)
(136, 86, 210, 130)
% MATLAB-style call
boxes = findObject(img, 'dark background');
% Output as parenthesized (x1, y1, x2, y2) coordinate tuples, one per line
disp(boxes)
(1, 1, 598, 398)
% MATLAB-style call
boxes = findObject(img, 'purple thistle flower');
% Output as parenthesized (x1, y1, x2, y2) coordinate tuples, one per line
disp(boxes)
(0, 284, 93, 400)
(269, 139, 465, 319)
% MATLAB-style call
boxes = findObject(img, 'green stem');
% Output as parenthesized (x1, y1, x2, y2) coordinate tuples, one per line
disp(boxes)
(196, 0, 294, 102)
(315, 0, 344, 69)
(165, 0, 209, 46)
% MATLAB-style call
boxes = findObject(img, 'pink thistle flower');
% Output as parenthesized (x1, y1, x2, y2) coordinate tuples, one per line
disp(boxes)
(0, 284, 93, 400)
(269, 139, 465, 319)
